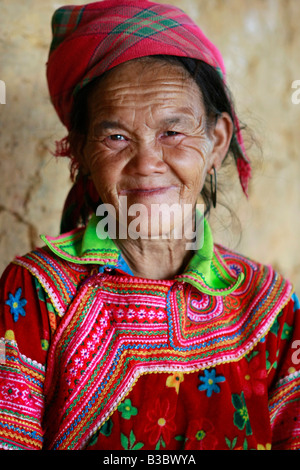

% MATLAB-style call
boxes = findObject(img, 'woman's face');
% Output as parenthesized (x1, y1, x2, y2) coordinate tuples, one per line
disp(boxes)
(79, 58, 231, 238)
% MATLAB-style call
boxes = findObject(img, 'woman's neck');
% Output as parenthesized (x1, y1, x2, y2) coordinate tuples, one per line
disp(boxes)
(115, 236, 193, 280)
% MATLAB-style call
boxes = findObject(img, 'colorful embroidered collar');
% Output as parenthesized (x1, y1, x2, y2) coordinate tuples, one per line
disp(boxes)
(40, 215, 244, 296)
(12, 212, 293, 450)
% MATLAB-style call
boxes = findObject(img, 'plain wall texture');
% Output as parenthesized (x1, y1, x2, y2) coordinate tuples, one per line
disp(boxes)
(0, 0, 299, 292)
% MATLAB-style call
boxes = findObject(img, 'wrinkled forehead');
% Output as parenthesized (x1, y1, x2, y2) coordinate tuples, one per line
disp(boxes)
(86, 57, 204, 115)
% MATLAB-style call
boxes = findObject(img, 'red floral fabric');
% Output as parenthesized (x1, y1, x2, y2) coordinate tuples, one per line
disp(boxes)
(86, 297, 300, 450)
(0, 260, 300, 450)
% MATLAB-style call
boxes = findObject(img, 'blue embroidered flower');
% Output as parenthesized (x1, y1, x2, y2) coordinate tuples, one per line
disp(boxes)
(198, 369, 225, 397)
(5, 288, 27, 322)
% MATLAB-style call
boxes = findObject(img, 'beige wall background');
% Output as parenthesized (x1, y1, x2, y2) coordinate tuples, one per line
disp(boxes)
(0, 0, 300, 292)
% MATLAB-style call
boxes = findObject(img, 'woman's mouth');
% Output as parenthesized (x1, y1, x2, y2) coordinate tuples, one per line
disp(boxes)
(119, 186, 176, 197)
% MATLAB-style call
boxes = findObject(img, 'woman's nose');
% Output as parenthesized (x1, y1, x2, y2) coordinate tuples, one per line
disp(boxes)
(126, 141, 168, 176)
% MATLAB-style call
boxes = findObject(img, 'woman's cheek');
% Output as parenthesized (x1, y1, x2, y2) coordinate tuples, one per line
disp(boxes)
(176, 140, 212, 196)
(168, 137, 210, 173)
(84, 145, 117, 181)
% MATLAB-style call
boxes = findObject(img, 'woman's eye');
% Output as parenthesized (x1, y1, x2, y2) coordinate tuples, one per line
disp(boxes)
(160, 131, 182, 143)
(163, 131, 179, 137)
(104, 134, 129, 148)
(109, 134, 127, 141)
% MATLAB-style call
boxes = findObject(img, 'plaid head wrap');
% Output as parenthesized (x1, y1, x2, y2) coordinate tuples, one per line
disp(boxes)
(47, 0, 251, 199)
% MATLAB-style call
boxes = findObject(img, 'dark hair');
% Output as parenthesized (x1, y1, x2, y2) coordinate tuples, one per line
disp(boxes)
(64, 56, 246, 231)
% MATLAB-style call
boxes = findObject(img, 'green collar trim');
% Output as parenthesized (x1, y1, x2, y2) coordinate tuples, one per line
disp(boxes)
(40, 215, 120, 265)
(40, 214, 243, 295)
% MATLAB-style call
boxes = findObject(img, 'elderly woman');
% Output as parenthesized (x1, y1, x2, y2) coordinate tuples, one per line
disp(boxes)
(0, 0, 299, 451)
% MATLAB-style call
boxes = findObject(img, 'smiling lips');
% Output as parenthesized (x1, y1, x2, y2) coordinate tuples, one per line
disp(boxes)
(120, 186, 176, 197)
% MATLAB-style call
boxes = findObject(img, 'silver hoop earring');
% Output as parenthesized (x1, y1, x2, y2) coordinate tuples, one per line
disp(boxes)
(210, 167, 217, 208)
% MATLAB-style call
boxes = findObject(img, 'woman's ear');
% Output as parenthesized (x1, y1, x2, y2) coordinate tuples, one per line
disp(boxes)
(69, 130, 90, 175)
(207, 112, 233, 175)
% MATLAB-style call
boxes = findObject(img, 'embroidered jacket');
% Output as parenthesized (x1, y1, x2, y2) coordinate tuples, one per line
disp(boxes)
(0, 215, 299, 450)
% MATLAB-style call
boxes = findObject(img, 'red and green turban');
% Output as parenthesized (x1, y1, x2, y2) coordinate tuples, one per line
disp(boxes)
(46, 0, 251, 195)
